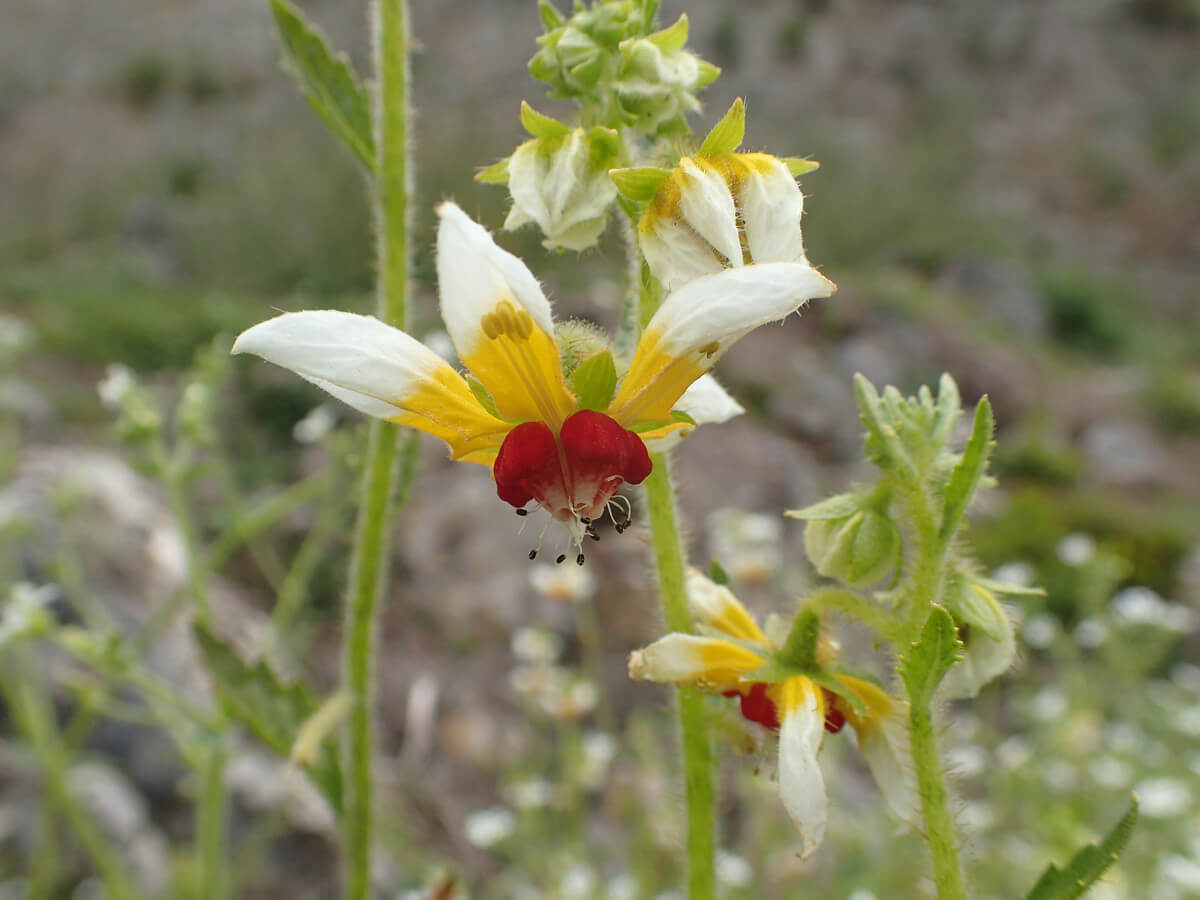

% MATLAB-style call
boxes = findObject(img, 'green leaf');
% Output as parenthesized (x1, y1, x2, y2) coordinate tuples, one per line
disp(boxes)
(786, 493, 860, 521)
(269, 0, 374, 171)
(648, 13, 688, 52)
(1026, 797, 1138, 900)
(538, 0, 566, 31)
(938, 397, 995, 543)
(474, 157, 510, 184)
(899, 606, 961, 706)
(640, 0, 661, 33)
(520, 100, 571, 138)
(929, 372, 962, 447)
(193, 623, 342, 811)
(610, 166, 671, 202)
(569, 350, 617, 411)
(698, 97, 745, 156)
(781, 156, 821, 177)
(853, 373, 919, 480)
(708, 559, 730, 586)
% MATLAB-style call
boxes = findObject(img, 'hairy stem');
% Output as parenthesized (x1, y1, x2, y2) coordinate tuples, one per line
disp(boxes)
(197, 742, 229, 900)
(342, 2, 412, 895)
(644, 455, 715, 900)
(909, 697, 967, 900)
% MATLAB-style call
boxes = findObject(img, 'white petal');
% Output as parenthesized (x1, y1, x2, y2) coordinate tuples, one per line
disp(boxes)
(674, 374, 744, 424)
(435, 202, 556, 357)
(856, 711, 919, 824)
(627, 633, 765, 685)
(646, 262, 836, 365)
(684, 569, 767, 643)
(739, 160, 806, 264)
(232, 311, 444, 411)
(678, 158, 743, 267)
(777, 681, 828, 859)
(640, 218, 726, 293)
(941, 604, 1016, 700)
(505, 141, 551, 230)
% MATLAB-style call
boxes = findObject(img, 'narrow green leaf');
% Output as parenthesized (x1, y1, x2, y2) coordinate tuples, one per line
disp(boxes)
(1026, 797, 1138, 900)
(538, 0, 566, 31)
(269, 0, 374, 171)
(899, 606, 961, 706)
(640, 0, 661, 32)
(971, 576, 1046, 598)
(938, 397, 995, 543)
(782, 157, 821, 177)
(807, 670, 867, 718)
(475, 157, 510, 184)
(670, 409, 697, 425)
(648, 13, 689, 52)
(520, 100, 570, 138)
(610, 166, 671, 202)
(193, 623, 342, 810)
(786, 493, 860, 521)
(698, 97, 745, 156)
(569, 350, 617, 411)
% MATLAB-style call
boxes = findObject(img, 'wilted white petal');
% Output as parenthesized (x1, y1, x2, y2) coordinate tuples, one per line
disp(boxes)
(777, 678, 827, 858)
(627, 633, 764, 686)
(684, 569, 767, 644)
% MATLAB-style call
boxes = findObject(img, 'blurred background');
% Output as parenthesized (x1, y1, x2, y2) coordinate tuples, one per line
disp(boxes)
(2, 0, 1199, 897)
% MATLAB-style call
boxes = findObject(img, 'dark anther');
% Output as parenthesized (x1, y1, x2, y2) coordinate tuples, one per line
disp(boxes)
(528, 549, 537, 560)
(590, 533, 600, 542)
(580, 517, 591, 524)
(576, 553, 585, 566)
(615, 523, 626, 534)
(516, 508, 528, 517)
(556, 554, 566, 565)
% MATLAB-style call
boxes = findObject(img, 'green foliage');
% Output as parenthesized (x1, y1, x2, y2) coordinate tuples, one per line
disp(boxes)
(899, 606, 962, 706)
(193, 623, 342, 811)
(1026, 797, 1138, 900)
(269, 0, 374, 170)
(610, 166, 671, 201)
(119, 52, 170, 110)
(938, 396, 994, 542)
(1041, 270, 1132, 358)
(520, 101, 571, 138)
(698, 98, 745, 156)
(568, 349, 618, 410)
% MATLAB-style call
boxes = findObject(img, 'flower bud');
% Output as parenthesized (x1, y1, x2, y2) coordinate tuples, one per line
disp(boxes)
(615, 21, 718, 134)
(802, 502, 901, 587)
(503, 127, 620, 252)
(941, 573, 1017, 699)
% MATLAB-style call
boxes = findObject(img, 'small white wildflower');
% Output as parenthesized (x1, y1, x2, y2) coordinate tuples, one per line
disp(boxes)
(529, 563, 596, 604)
(1043, 761, 1078, 792)
(1029, 687, 1067, 721)
(550, 679, 598, 721)
(560, 863, 596, 900)
(579, 730, 617, 789)
(1136, 777, 1193, 818)
(990, 561, 1036, 588)
(511, 626, 564, 665)
(1112, 586, 1168, 625)
(946, 744, 988, 779)
(995, 736, 1033, 770)
(293, 404, 337, 444)
(97, 364, 137, 410)
(1057, 533, 1096, 567)
(1074, 617, 1109, 648)
(463, 806, 516, 848)
(1089, 756, 1133, 789)
(507, 778, 554, 810)
(715, 850, 752, 887)
(959, 801, 995, 832)
(1161, 855, 1200, 892)
(1022, 613, 1059, 649)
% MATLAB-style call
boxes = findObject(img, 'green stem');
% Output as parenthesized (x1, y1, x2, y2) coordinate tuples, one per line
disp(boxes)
(643, 455, 715, 900)
(342, 5, 411, 892)
(197, 742, 229, 900)
(805, 587, 904, 643)
(909, 698, 967, 900)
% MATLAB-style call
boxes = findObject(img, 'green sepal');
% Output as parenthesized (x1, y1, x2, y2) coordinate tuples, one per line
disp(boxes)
(938, 396, 995, 543)
(640, 0, 661, 32)
(787, 493, 860, 521)
(777, 609, 820, 671)
(520, 100, 571, 138)
(698, 97, 745, 156)
(708, 559, 730, 586)
(782, 157, 821, 177)
(610, 166, 671, 202)
(586, 126, 621, 162)
(466, 375, 503, 420)
(475, 157, 510, 184)
(944, 577, 1007, 642)
(671, 409, 697, 425)
(538, 0, 566, 31)
(808, 669, 867, 718)
(648, 13, 689, 52)
(629, 419, 671, 434)
(193, 623, 342, 811)
(269, 0, 374, 171)
(695, 59, 721, 88)
(898, 606, 961, 706)
(1026, 796, 1138, 900)
(568, 350, 617, 411)
(971, 576, 1046, 598)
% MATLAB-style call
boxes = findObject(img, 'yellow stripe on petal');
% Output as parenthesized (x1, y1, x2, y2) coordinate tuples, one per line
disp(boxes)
(685, 571, 769, 644)
(608, 327, 707, 427)
(458, 299, 577, 427)
(628, 633, 766, 691)
(389, 365, 513, 461)
(831, 673, 893, 731)
(774, 675, 825, 721)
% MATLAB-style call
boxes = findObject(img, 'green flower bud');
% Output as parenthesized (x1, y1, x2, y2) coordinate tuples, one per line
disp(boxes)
(941, 571, 1020, 699)
(798, 495, 901, 587)
(615, 19, 717, 135)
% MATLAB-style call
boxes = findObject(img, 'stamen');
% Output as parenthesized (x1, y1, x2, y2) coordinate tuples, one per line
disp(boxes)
(556, 553, 566, 565)
(516, 508, 528, 517)
(576, 553, 585, 566)
(529, 549, 537, 560)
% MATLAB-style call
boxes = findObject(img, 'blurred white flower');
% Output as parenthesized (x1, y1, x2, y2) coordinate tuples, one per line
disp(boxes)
(946, 744, 988, 779)
(607, 874, 638, 900)
(990, 561, 1036, 587)
(463, 806, 516, 848)
(0, 313, 36, 363)
(1022, 613, 1059, 649)
(1089, 755, 1133, 789)
(0, 582, 56, 647)
(707, 508, 784, 584)
(293, 404, 336, 444)
(97, 364, 137, 410)
(959, 801, 995, 832)
(511, 626, 564, 665)
(848, 891, 879, 900)
(1112, 586, 1197, 633)
(1136, 777, 1193, 818)
(1172, 662, 1200, 692)
(1057, 533, 1096, 566)
(1105, 722, 1146, 753)
(1043, 761, 1078, 792)
(1074, 617, 1109, 649)
(995, 736, 1033, 770)
(1161, 855, 1200, 892)
(579, 730, 617, 790)
(715, 850, 752, 887)
(1175, 705, 1200, 738)
(560, 862, 596, 899)
(1029, 687, 1067, 721)
(506, 778, 554, 810)
(529, 562, 596, 604)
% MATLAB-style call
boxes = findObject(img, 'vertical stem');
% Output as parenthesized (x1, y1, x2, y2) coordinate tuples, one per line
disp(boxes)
(643, 455, 715, 900)
(343, 3, 411, 896)
(909, 699, 967, 900)
(197, 743, 229, 900)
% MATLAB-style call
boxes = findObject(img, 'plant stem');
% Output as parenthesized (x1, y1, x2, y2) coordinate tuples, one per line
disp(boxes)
(197, 742, 229, 900)
(909, 697, 967, 900)
(343, 2, 411, 895)
(643, 454, 715, 900)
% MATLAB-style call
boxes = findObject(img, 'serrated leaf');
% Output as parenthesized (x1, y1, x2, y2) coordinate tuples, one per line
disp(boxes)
(782, 157, 820, 177)
(698, 97, 745, 156)
(648, 13, 689, 52)
(708, 559, 730, 586)
(786, 493, 860, 521)
(853, 373, 919, 480)
(899, 606, 961, 706)
(610, 166, 671, 202)
(1026, 797, 1138, 900)
(938, 397, 994, 543)
(193, 623, 342, 811)
(475, 157, 510, 184)
(520, 100, 570, 138)
(269, 0, 374, 171)
(569, 350, 617, 411)
(538, 0, 566, 31)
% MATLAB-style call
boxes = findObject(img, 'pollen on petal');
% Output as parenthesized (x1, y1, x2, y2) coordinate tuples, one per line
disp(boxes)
(493, 420, 562, 509)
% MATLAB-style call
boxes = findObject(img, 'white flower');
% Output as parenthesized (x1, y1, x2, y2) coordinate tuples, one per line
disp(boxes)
(1057, 532, 1096, 566)
(463, 806, 516, 847)
(1136, 777, 1193, 819)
